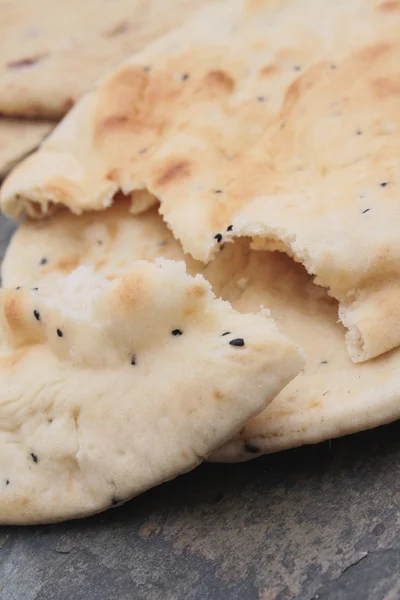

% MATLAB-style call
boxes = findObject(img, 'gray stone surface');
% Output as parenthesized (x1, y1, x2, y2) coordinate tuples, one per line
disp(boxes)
(0, 213, 399, 600)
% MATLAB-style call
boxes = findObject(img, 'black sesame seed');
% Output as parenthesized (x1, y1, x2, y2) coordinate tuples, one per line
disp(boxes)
(380, 181, 389, 187)
(181, 73, 190, 81)
(171, 329, 183, 336)
(293, 65, 302, 71)
(33, 310, 40, 321)
(221, 331, 231, 336)
(97, 240, 103, 245)
(16, 286, 21, 290)
(214, 233, 222, 243)
(321, 360, 328, 364)
(40, 257, 48, 266)
(361, 208, 370, 214)
(30, 453, 38, 463)
(213, 189, 223, 194)
(229, 338, 245, 347)
(32, 287, 39, 291)
(5, 479, 9, 486)
(257, 96, 265, 102)
(57, 328, 63, 337)
(329, 64, 337, 70)
(130, 354, 137, 365)
(226, 224, 233, 232)
(356, 130, 363, 136)
(244, 443, 260, 454)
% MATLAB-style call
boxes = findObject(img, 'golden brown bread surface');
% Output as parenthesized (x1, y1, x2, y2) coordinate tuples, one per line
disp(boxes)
(2, 0, 400, 362)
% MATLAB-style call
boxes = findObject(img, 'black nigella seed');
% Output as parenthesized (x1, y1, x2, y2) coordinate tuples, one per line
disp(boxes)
(244, 443, 260, 454)
(226, 224, 233, 232)
(5, 479, 9, 486)
(293, 65, 302, 71)
(143, 66, 151, 72)
(181, 73, 190, 81)
(30, 453, 38, 463)
(33, 310, 40, 321)
(380, 181, 389, 187)
(16, 286, 21, 290)
(329, 64, 337, 70)
(356, 130, 363, 135)
(229, 338, 245, 347)
(57, 329, 63, 338)
(32, 287, 39, 291)
(213, 189, 223, 194)
(97, 240, 103, 245)
(362, 208, 370, 214)
(321, 360, 328, 364)
(130, 354, 137, 366)
(40, 257, 48, 266)
(257, 96, 265, 102)
(221, 331, 231, 336)
(171, 329, 183, 336)
(214, 233, 222, 243)
(138, 148, 147, 154)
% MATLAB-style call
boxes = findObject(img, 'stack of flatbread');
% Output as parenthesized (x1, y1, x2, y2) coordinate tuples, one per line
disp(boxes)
(1, 0, 400, 524)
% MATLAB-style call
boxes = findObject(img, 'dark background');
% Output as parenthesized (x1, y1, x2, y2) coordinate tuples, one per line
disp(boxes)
(0, 213, 399, 600)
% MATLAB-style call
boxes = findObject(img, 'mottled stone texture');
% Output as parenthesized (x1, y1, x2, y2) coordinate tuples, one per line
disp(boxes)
(0, 212, 399, 600)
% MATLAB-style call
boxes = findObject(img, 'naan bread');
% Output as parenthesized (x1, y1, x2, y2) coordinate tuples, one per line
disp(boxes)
(0, 118, 53, 179)
(0, 0, 211, 118)
(2, 0, 400, 362)
(5, 203, 400, 463)
(0, 259, 302, 524)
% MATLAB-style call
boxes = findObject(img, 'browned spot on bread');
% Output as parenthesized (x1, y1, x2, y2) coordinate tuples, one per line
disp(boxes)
(51, 255, 80, 274)
(309, 400, 322, 409)
(378, 0, 400, 11)
(203, 70, 235, 93)
(189, 283, 207, 298)
(101, 115, 130, 128)
(155, 160, 192, 187)
(357, 42, 391, 62)
(106, 221, 119, 242)
(63, 97, 75, 111)
(371, 76, 400, 99)
(4, 294, 25, 331)
(103, 21, 130, 37)
(260, 64, 279, 77)
(117, 274, 146, 309)
(7, 54, 48, 68)
(94, 258, 107, 271)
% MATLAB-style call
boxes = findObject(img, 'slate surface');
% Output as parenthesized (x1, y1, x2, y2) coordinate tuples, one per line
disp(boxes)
(0, 213, 399, 600)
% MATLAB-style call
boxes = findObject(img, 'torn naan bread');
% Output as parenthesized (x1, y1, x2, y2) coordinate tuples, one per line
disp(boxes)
(0, 118, 53, 179)
(5, 203, 400, 462)
(0, 259, 302, 523)
(0, 0, 212, 118)
(2, 0, 400, 362)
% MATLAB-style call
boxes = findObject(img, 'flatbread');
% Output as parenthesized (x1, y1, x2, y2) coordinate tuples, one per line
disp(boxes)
(0, 118, 53, 179)
(2, 0, 400, 363)
(0, 0, 212, 118)
(0, 258, 302, 524)
(5, 203, 400, 463)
